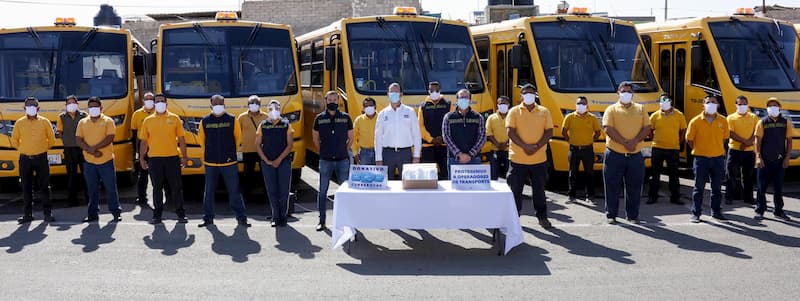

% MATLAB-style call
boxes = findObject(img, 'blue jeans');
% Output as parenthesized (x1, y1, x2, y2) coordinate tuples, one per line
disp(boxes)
(203, 164, 247, 221)
(261, 156, 292, 223)
(447, 155, 482, 180)
(489, 150, 509, 180)
(83, 160, 121, 218)
(603, 149, 644, 219)
(358, 148, 376, 165)
(756, 160, 786, 215)
(318, 159, 350, 222)
(692, 156, 725, 217)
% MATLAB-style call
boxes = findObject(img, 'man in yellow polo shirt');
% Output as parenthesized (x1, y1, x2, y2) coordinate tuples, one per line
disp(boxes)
(75, 97, 121, 223)
(139, 93, 188, 224)
(11, 97, 56, 224)
(506, 84, 554, 229)
(725, 95, 758, 205)
(648, 93, 686, 205)
(686, 95, 730, 223)
(486, 96, 511, 180)
(131, 92, 155, 206)
(602, 82, 651, 224)
(352, 97, 378, 165)
(562, 96, 601, 202)
(238, 95, 269, 205)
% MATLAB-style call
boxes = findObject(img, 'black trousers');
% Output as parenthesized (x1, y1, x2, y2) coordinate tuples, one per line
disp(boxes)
(19, 154, 51, 217)
(421, 145, 448, 180)
(507, 161, 548, 218)
(148, 156, 184, 219)
(63, 147, 86, 203)
(568, 147, 595, 197)
(242, 152, 266, 201)
(649, 147, 681, 202)
(726, 149, 755, 203)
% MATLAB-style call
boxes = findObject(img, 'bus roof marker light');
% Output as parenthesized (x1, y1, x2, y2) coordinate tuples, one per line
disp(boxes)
(215, 11, 238, 21)
(54, 17, 76, 26)
(393, 7, 418, 16)
(571, 7, 590, 16)
(733, 8, 754, 16)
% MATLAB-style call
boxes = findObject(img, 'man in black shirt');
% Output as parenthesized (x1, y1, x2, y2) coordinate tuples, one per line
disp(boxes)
(312, 91, 354, 231)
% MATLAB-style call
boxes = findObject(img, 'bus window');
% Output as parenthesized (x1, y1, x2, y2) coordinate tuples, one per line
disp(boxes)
(660, 50, 671, 94)
(300, 43, 312, 87)
(311, 40, 324, 87)
(675, 48, 686, 110)
(336, 47, 345, 91)
(517, 45, 534, 88)
(690, 41, 719, 90)
(641, 34, 652, 58)
(496, 50, 506, 98)
(475, 37, 490, 79)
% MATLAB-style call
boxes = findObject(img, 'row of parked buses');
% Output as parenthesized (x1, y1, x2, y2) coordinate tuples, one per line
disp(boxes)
(1, 6, 799, 185)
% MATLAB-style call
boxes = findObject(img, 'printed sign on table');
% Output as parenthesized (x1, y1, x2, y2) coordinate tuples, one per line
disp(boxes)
(349, 165, 388, 189)
(450, 164, 491, 190)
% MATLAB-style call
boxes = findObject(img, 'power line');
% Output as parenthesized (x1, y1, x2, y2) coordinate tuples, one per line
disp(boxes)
(0, 0, 236, 9)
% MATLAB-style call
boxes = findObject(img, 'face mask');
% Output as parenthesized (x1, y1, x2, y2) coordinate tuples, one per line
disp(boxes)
(576, 104, 588, 114)
(522, 93, 537, 105)
(211, 105, 225, 115)
(736, 105, 749, 114)
(429, 91, 441, 100)
(25, 106, 37, 116)
(497, 104, 509, 114)
(248, 103, 260, 113)
(457, 98, 470, 110)
(327, 103, 339, 111)
(619, 92, 633, 104)
(660, 101, 672, 111)
(88, 107, 101, 117)
(66, 103, 78, 113)
(388, 92, 401, 104)
(143, 100, 155, 110)
(704, 103, 718, 115)
(767, 106, 781, 117)
(155, 102, 167, 113)
(268, 110, 282, 120)
(364, 106, 376, 116)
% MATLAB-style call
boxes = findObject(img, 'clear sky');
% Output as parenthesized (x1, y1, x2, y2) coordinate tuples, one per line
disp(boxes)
(0, 0, 797, 28)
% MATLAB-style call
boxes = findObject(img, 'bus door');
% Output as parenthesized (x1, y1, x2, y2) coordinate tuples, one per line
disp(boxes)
(493, 43, 515, 104)
(656, 43, 689, 112)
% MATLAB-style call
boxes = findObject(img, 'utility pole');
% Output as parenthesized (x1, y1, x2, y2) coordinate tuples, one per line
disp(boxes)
(763, 0, 768, 16)
(664, 0, 668, 21)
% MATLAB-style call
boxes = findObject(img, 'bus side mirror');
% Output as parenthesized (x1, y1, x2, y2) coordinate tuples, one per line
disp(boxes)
(325, 47, 335, 71)
(146, 53, 157, 76)
(133, 55, 145, 76)
(690, 45, 702, 75)
(510, 44, 523, 69)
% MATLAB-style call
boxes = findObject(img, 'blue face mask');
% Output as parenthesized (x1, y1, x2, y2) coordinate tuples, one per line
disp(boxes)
(457, 98, 470, 110)
(388, 92, 401, 103)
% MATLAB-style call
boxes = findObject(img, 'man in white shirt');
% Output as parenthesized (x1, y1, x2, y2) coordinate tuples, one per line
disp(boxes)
(375, 82, 422, 180)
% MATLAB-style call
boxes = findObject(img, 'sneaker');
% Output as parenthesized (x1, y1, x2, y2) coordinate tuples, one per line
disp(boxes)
(17, 215, 34, 225)
(237, 218, 252, 227)
(585, 196, 596, 204)
(754, 212, 764, 220)
(627, 218, 641, 224)
(177, 216, 188, 224)
(538, 217, 553, 229)
(197, 220, 214, 228)
(316, 222, 327, 231)
(607, 217, 617, 224)
(690, 215, 701, 223)
(774, 213, 792, 221)
(82, 216, 99, 223)
(149, 218, 162, 225)
(111, 215, 122, 223)
(712, 213, 728, 221)
(270, 221, 278, 228)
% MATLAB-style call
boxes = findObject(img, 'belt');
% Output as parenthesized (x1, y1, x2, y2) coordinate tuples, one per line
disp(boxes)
(20, 153, 47, 159)
(383, 146, 412, 152)
(360, 147, 375, 151)
(570, 145, 593, 150)
(609, 149, 641, 157)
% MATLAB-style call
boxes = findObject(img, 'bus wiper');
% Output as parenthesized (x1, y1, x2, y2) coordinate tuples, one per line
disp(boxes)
(69, 28, 98, 62)
(192, 23, 223, 58)
(26, 27, 42, 48)
(376, 17, 425, 84)
(240, 23, 262, 60)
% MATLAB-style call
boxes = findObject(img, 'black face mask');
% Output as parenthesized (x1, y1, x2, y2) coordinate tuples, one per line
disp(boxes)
(327, 103, 339, 111)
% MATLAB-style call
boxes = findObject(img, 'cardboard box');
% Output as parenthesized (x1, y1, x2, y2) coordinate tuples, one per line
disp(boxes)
(401, 163, 439, 189)
(402, 179, 439, 189)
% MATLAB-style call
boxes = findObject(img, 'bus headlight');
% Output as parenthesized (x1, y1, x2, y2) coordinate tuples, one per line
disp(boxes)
(0, 120, 15, 136)
(110, 115, 126, 126)
(180, 117, 202, 135)
(282, 111, 301, 124)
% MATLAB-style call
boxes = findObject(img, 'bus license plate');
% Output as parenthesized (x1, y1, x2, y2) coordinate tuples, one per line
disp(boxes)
(47, 154, 62, 165)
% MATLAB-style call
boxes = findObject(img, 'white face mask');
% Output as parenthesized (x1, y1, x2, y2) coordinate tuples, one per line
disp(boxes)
(388, 92, 401, 104)
(704, 103, 718, 115)
(66, 103, 78, 113)
(522, 93, 537, 105)
(429, 91, 441, 100)
(736, 105, 749, 114)
(268, 109, 282, 120)
(619, 92, 633, 104)
(457, 98, 470, 110)
(155, 102, 167, 113)
(211, 105, 225, 116)
(767, 106, 781, 117)
(88, 107, 101, 117)
(660, 101, 672, 111)
(497, 104, 509, 114)
(248, 103, 260, 113)
(364, 106, 376, 116)
(25, 106, 37, 116)
(576, 104, 588, 114)
(143, 100, 155, 110)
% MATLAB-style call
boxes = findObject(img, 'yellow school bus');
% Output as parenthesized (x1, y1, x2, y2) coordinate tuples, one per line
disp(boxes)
(153, 12, 304, 177)
(638, 8, 800, 164)
(296, 7, 492, 162)
(0, 18, 140, 179)
(472, 9, 662, 176)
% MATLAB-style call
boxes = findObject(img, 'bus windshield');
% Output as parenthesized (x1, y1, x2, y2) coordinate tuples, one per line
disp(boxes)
(532, 21, 658, 93)
(346, 20, 484, 95)
(0, 30, 128, 102)
(162, 25, 298, 98)
(709, 21, 800, 91)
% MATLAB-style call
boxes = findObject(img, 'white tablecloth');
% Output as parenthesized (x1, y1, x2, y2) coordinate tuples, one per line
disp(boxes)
(332, 181, 524, 255)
